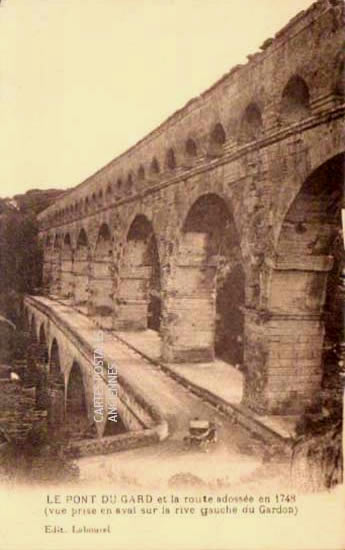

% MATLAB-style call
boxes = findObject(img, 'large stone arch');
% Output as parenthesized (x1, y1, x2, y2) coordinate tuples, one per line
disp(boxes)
(166, 178, 244, 259)
(120, 207, 162, 252)
(74, 227, 90, 309)
(243, 152, 344, 415)
(115, 214, 161, 331)
(65, 361, 89, 435)
(274, 141, 345, 247)
(161, 192, 245, 364)
(89, 223, 114, 328)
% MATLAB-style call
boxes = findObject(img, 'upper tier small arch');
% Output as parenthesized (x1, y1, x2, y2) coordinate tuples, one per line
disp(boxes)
(209, 122, 226, 156)
(239, 103, 263, 143)
(280, 74, 310, 124)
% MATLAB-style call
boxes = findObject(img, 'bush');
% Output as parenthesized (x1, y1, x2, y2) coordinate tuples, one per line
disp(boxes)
(0, 421, 79, 485)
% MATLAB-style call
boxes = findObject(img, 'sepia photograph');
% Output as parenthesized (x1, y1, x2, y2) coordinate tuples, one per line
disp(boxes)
(0, 0, 344, 549)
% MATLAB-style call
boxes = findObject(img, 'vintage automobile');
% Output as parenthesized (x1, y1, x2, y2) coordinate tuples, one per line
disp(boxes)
(183, 418, 218, 450)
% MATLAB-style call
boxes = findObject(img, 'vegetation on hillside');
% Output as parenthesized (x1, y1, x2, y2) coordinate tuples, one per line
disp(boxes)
(0, 187, 80, 485)
(0, 189, 64, 319)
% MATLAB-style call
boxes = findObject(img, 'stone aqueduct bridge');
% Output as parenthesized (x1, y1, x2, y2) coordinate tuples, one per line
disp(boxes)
(33, 0, 344, 418)
(24, 296, 168, 444)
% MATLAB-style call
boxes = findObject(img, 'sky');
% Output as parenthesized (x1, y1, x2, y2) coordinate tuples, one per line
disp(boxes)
(0, 0, 314, 198)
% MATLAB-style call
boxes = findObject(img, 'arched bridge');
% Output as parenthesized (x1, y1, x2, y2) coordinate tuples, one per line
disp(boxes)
(24, 296, 168, 451)
(35, 0, 344, 419)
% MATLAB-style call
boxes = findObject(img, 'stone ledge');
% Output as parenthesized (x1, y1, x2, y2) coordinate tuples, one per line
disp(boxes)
(275, 254, 334, 272)
(65, 427, 162, 458)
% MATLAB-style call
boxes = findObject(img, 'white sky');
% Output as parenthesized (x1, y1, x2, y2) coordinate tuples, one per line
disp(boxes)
(0, 0, 314, 198)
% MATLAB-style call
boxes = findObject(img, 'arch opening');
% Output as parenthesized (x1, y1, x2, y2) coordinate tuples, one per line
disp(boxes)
(163, 193, 244, 365)
(265, 153, 344, 413)
(166, 148, 176, 170)
(65, 361, 89, 437)
(74, 228, 89, 309)
(281, 75, 310, 124)
(46, 338, 65, 427)
(50, 338, 61, 378)
(138, 165, 145, 180)
(106, 183, 113, 199)
(103, 413, 127, 436)
(240, 103, 263, 143)
(39, 323, 49, 364)
(116, 215, 161, 332)
(209, 123, 226, 157)
(127, 173, 134, 194)
(150, 157, 160, 175)
(185, 138, 197, 157)
(89, 224, 113, 328)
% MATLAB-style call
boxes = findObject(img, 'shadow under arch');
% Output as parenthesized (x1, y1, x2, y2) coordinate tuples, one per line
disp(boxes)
(89, 223, 113, 328)
(208, 122, 226, 157)
(39, 323, 49, 364)
(46, 337, 65, 426)
(103, 413, 127, 436)
(239, 102, 263, 143)
(65, 361, 90, 436)
(74, 228, 90, 308)
(50, 338, 62, 379)
(280, 74, 310, 124)
(163, 193, 245, 365)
